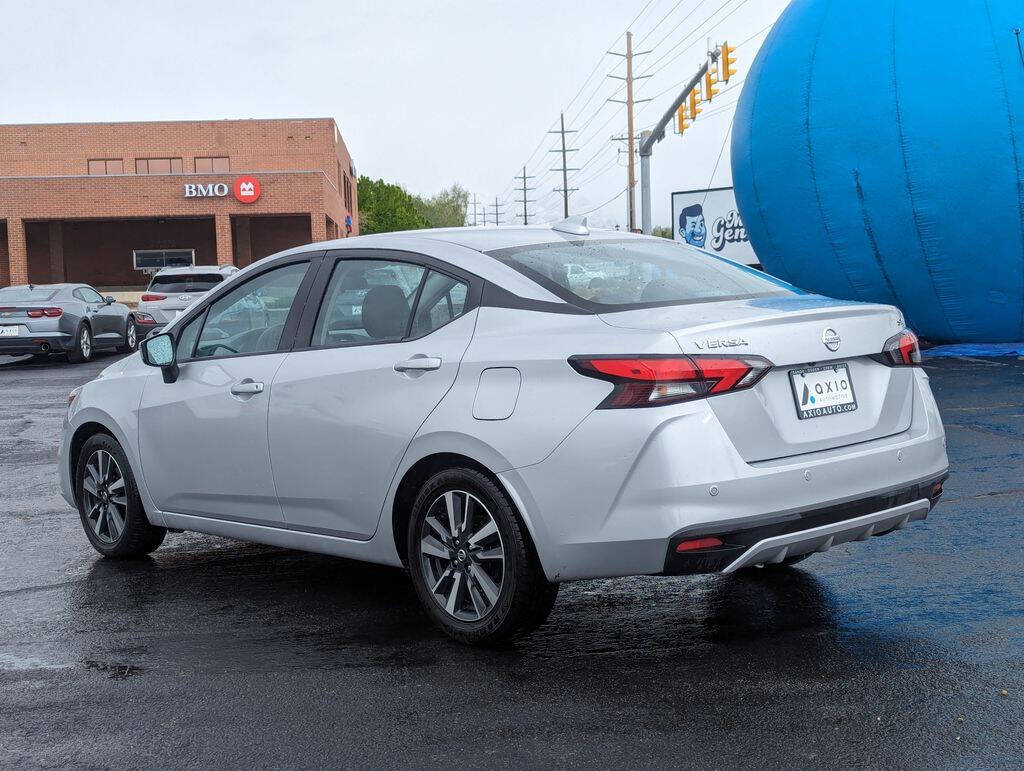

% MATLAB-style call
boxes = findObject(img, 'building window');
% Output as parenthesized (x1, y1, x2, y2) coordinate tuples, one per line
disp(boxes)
(136, 157, 183, 174)
(87, 159, 124, 175)
(342, 173, 353, 212)
(194, 156, 230, 173)
(132, 249, 196, 271)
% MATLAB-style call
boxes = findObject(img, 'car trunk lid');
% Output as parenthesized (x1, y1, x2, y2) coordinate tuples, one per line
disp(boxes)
(599, 295, 914, 462)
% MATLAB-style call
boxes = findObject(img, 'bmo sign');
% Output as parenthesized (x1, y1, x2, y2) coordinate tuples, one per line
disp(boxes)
(184, 175, 261, 204)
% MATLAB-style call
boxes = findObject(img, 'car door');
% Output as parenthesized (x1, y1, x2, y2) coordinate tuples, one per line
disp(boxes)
(268, 252, 479, 539)
(75, 286, 119, 345)
(137, 256, 318, 524)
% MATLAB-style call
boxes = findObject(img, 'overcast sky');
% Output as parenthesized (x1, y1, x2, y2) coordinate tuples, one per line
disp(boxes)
(0, 0, 789, 229)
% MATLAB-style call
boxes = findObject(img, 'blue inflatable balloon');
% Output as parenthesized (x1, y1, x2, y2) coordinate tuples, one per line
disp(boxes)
(732, 0, 1024, 342)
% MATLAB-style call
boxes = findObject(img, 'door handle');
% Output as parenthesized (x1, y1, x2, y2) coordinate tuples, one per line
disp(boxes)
(394, 357, 442, 372)
(230, 380, 265, 395)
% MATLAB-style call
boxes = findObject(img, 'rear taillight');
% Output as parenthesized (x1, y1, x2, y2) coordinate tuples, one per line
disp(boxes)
(27, 307, 62, 318)
(879, 330, 921, 366)
(568, 355, 773, 409)
(141, 293, 166, 302)
(134, 312, 156, 324)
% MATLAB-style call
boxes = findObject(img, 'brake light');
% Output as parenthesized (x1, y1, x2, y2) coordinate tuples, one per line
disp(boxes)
(880, 330, 921, 366)
(134, 312, 156, 324)
(141, 294, 166, 302)
(569, 355, 773, 408)
(26, 307, 62, 318)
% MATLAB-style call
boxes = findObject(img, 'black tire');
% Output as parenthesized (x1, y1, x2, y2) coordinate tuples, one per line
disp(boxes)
(407, 467, 558, 645)
(75, 433, 166, 558)
(117, 317, 138, 353)
(67, 323, 92, 363)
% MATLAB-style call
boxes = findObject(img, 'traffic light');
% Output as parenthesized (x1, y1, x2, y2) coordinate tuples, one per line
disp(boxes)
(704, 69, 719, 103)
(721, 41, 738, 82)
(676, 103, 690, 134)
(689, 89, 703, 120)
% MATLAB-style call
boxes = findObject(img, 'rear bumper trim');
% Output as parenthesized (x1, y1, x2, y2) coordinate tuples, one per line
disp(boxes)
(662, 471, 947, 575)
(720, 499, 930, 573)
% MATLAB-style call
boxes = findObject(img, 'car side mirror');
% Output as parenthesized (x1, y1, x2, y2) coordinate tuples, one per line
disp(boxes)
(140, 333, 179, 383)
(104, 296, 116, 305)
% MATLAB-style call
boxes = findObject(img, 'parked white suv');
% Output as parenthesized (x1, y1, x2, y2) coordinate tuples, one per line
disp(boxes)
(135, 265, 239, 333)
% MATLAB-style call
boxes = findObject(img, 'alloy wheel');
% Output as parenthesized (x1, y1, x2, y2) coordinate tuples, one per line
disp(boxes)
(80, 328, 91, 359)
(419, 490, 505, 622)
(81, 450, 127, 544)
(127, 322, 137, 349)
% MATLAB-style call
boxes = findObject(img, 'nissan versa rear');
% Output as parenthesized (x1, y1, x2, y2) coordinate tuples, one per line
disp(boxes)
(59, 222, 949, 644)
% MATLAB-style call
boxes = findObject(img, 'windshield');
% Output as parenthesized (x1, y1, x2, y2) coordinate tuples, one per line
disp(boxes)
(0, 286, 60, 302)
(487, 239, 796, 310)
(148, 274, 224, 293)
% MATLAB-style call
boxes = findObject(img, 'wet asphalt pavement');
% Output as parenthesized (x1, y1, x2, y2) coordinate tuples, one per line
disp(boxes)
(0, 352, 1021, 769)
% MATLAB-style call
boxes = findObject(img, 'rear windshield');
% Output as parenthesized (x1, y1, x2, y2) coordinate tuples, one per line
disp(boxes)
(0, 286, 59, 302)
(148, 274, 224, 293)
(487, 239, 795, 310)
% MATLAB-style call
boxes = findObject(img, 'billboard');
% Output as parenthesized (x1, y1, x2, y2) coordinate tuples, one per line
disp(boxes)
(671, 186, 759, 266)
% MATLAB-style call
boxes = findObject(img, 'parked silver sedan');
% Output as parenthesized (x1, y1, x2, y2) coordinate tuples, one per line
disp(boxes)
(0, 283, 138, 362)
(136, 265, 239, 333)
(59, 220, 949, 643)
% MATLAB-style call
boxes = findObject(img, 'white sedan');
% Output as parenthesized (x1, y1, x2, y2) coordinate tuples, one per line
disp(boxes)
(59, 218, 949, 644)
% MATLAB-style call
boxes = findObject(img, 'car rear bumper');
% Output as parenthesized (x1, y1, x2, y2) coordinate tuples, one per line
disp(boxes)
(662, 473, 945, 575)
(0, 331, 74, 354)
(508, 369, 949, 582)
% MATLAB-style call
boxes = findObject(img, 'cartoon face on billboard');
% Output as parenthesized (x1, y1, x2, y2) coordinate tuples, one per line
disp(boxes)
(678, 203, 707, 248)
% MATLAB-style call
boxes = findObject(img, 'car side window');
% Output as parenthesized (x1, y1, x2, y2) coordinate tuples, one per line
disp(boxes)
(74, 287, 104, 304)
(311, 260, 426, 347)
(175, 311, 205, 360)
(410, 270, 469, 337)
(193, 262, 309, 359)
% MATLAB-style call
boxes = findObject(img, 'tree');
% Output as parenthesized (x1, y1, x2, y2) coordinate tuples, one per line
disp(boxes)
(652, 225, 674, 239)
(357, 176, 430, 234)
(414, 184, 470, 229)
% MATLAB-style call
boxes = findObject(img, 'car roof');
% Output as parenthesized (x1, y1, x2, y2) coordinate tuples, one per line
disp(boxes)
(153, 265, 235, 276)
(325, 225, 641, 253)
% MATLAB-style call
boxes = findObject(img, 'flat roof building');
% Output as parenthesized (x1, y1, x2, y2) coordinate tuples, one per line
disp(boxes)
(0, 118, 358, 289)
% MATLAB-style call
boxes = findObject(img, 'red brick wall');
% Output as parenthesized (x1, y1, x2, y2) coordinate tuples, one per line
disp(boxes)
(0, 118, 357, 235)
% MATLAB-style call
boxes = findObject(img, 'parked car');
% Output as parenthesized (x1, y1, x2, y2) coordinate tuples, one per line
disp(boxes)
(0, 283, 138, 362)
(135, 265, 239, 334)
(59, 219, 949, 644)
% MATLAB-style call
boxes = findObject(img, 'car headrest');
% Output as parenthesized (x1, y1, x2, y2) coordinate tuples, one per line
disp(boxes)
(362, 285, 409, 339)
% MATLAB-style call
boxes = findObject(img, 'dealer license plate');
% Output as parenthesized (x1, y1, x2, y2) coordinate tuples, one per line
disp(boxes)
(789, 363, 857, 420)
(0, 326, 20, 337)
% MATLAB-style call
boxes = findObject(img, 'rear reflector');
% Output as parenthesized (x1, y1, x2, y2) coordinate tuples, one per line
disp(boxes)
(569, 354, 773, 408)
(676, 537, 724, 553)
(140, 294, 167, 302)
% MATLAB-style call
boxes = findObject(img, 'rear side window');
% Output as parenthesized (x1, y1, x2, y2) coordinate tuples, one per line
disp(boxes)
(148, 274, 224, 293)
(487, 239, 796, 310)
(311, 260, 426, 347)
(0, 287, 59, 302)
(411, 270, 469, 337)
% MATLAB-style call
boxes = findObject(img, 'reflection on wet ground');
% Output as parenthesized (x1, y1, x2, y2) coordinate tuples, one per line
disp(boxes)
(1, 354, 1021, 767)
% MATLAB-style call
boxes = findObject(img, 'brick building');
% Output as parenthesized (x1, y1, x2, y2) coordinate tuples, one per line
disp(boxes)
(0, 118, 358, 289)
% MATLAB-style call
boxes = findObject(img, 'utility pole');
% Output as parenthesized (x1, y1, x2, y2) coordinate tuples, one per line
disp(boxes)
(468, 193, 484, 226)
(514, 166, 536, 225)
(488, 197, 505, 226)
(548, 112, 579, 218)
(609, 31, 651, 232)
